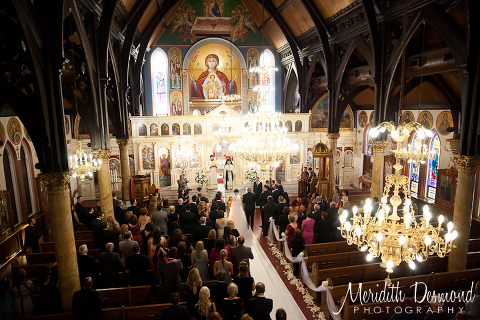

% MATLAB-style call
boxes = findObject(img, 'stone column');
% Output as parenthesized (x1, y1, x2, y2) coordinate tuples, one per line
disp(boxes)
(371, 140, 389, 200)
(117, 139, 131, 201)
(39, 172, 80, 311)
(328, 133, 340, 191)
(137, 143, 143, 172)
(93, 149, 114, 219)
(448, 155, 480, 272)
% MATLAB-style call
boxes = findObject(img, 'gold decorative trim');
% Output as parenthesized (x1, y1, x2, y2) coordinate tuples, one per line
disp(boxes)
(39, 172, 70, 195)
(116, 139, 130, 149)
(372, 140, 389, 153)
(327, 133, 340, 142)
(92, 149, 111, 162)
(453, 155, 480, 173)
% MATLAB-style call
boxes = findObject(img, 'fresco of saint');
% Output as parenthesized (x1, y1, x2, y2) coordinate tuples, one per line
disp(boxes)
(190, 54, 237, 99)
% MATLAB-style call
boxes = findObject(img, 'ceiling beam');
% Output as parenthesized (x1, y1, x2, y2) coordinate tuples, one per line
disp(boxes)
(430, 74, 460, 111)
(277, 0, 293, 13)
(122, 0, 149, 33)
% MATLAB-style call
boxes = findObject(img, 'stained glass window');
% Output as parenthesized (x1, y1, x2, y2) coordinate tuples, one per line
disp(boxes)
(410, 134, 420, 198)
(151, 48, 169, 115)
(365, 129, 373, 156)
(426, 135, 440, 201)
(259, 49, 275, 112)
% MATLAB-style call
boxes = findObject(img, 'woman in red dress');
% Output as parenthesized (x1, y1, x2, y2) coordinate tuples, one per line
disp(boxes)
(128, 215, 142, 245)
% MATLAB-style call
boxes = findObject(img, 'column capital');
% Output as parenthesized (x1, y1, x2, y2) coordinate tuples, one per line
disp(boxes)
(453, 155, 480, 173)
(327, 133, 340, 142)
(39, 172, 70, 195)
(92, 149, 111, 162)
(116, 139, 130, 150)
(372, 140, 389, 153)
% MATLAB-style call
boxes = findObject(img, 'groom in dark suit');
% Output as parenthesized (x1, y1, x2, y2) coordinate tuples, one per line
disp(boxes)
(253, 177, 262, 205)
(242, 187, 256, 229)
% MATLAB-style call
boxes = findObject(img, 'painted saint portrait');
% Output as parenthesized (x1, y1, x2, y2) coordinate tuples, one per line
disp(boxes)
(358, 111, 368, 128)
(150, 124, 159, 136)
(438, 175, 453, 202)
(285, 121, 292, 132)
(170, 91, 183, 115)
(418, 111, 433, 130)
(247, 49, 259, 89)
(183, 123, 191, 135)
(168, 48, 182, 90)
(138, 124, 147, 136)
(295, 120, 302, 132)
(340, 106, 353, 130)
(310, 95, 328, 130)
(7, 118, 22, 145)
(158, 147, 171, 186)
(230, 6, 257, 42)
(170, 4, 196, 42)
(247, 91, 257, 113)
(401, 111, 414, 124)
(436, 111, 454, 136)
(194, 123, 202, 135)
(188, 44, 240, 100)
(369, 111, 375, 127)
(161, 123, 169, 136)
(172, 123, 180, 135)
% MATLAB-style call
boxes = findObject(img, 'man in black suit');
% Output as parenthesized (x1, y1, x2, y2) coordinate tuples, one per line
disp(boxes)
(326, 201, 339, 230)
(275, 180, 284, 196)
(161, 292, 190, 320)
(257, 186, 271, 228)
(209, 202, 220, 227)
(307, 168, 316, 194)
(91, 213, 104, 248)
(114, 206, 125, 226)
(72, 277, 103, 320)
(209, 269, 229, 311)
(265, 180, 271, 191)
(98, 242, 125, 288)
(253, 177, 262, 204)
(312, 204, 323, 225)
(128, 199, 141, 218)
(77, 244, 98, 284)
(273, 196, 287, 221)
(177, 174, 186, 191)
(126, 244, 149, 286)
(198, 212, 214, 229)
(175, 198, 186, 215)
(190, 195, 198, 218)
(272, 185, 280, 203)
(75, 196, 87, 224)
(242, 187, 256, 229)
(314, 212, 330, 243)
(112, 192, 122, 209)
(277, 207, 290, 234)
(97, 221, 118, 252)
(247, 282, 273, 320)
(179, 204, 196, 233)
(24, 217, 42, 253)
(230, 236, 254, 275)
(215, 192, 226, 211)
(195, 217, 212, 242)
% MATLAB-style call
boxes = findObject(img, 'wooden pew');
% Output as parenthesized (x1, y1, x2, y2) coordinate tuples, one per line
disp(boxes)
(74, 230, 94, 240)
(40, 239, 94, 252)
(468, 238, 480, 253)
(305, 251, 380, 271)
(27, 249, 100, 264)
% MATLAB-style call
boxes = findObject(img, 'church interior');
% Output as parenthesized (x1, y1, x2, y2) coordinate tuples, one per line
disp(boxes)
(0, 0, 479, 319)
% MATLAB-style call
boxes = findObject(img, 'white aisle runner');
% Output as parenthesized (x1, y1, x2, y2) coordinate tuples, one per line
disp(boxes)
(228, 194, 307, 320)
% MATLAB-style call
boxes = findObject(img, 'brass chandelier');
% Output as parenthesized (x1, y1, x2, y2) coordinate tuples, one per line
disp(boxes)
(69, 140, 102, 182)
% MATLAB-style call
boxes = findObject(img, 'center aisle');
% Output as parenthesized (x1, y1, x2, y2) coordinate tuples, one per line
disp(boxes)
(228, 195, 307, 320)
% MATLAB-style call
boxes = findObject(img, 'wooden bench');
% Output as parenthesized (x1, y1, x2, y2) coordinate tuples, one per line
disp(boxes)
(40, 240, 95, 252)
(27, 249, 100, 264)
(74, 230, 94, 240)
(304, 241, 358, 257)
(305, 250, 380, 271)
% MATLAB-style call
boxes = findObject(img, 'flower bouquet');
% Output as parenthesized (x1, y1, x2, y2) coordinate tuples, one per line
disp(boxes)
(195, 169, 208, 186)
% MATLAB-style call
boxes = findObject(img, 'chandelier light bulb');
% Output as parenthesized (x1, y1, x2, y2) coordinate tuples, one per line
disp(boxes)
(399, 235, 406, 246)
(425, 236, 432, 246)
(355, 227, 362, 237)
(425, 129, 433, 137)
(387, 260, 394, 270)
(424, 211, 431, 222)
(385, 205, 390, 214)
(405, 198, 411, 208)
(366, 253, 374, 261)
(448, 221, 453, 231)
(416, 254, 423, 262)
(391, 130, 399, 139)
(344, 222, 351, 231)
(417, 129, 425, 139)
(452, 230, 458, 240)
(370, 128, 379, 138)
(445, 233, 451, 243)
(438, 215, 444, 225)
(376, 232, 383, 242)
(409, 260, 416, 270)
(352, 206, 358, 215)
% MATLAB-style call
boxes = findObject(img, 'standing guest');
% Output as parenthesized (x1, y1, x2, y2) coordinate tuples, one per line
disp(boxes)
(198, 201, 207, 219)
(147, 228, 166, 269)
(177, 174, 186, 191)
(272, 185, 280, 204)
(177, 242, 192, 282)
(262, 196, 276, 236)
(75, 196, 87, 224)
(183, 268, 203, 314)
(128, 215, 142, 245)
(203, 197, 212, 219)
(227, 220, 240, 238)
(230, 236, 254, 275)
(192, 241, 209, 281)
(223, 226, 237, 249)
(301, 211, 315, 245)
(24, 217, 42, 253)
(114, 206, 126, 228)
(35, 266, 61, 315)
(213, 249, 233, 284)
(214, 193, 226, 212)
(284, 215, 298, 246)
(216, 211, 227, 238)
(119, 231, 138, 265)
(276, 308, 287, 320)
(152, 204, 168, 235)
(233, 261, 255, 308)
(176, 198, 186, 215)
(209, 269, 229, 311)
(169, 229, 193, 251)
(300, 197, 311, 213)
(204, 230, 217, 257)
(307, 168, 315, 195)
(0, 278, 15, 319)
(283, 192, 290, 205)
(138, 208, 151, 232)
(258, 186, 272, 228)
(118, 224, 129, 242)
(242, 187, 256, 229)
(195, 217, 212, 243)
(168, 206, 178, 231)
(98, 243, 125, 288)
(10, 268, 35, 318)
(98, 221, 118, 252)
(326, 202, 339, 230)
(209, 203, 219, 225)
(197, 186, 203, 199)
(162, 292, 190, 320)
(107, 216, 121, 237)
(77, 244, 98, 283)
(209, 239, 231, 272)
(273, 196, 288, 221)
(389, 297, 417, 320)
(72, 277, 103, 320)
(253, 177, 262, 204)
(276, 180, 284, 195)
(312, 204, 323, 225)
(290, 229, 305, 277)
(112, 192, 122, 209)
(424, 295, 448, 320)
(191, 195, 199, 216)
(278, 207, 290, 235)
(128, 199, 141, 218)
(180, 204, 197, 234)
(156, 247, 183, 302)
(314, 212, 330, 243)
(247, 282, 273, 320)
(71, 205, 85, 231)
(222, 283, 244, 320)
(333, 186, 340, 205)
(371, 197, 380, 216)
(126, 244, 149, 286)
(140, 223, 154, 255)
(124, 211, 133, 225)
(241, 315, 253, 320)
(194, 286, 216, 320)
(341, 190, 349, 203)
(91, 212, 105, 247)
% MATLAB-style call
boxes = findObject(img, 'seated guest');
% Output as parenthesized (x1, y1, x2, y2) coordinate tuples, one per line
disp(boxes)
(247, 282, 273, 320)
(276, 308, 287, 320)
(194, 286, 216, 320)
(389, 297, 417, 320)
(204, 229, 217, 256)
(177, 241, 192, 282)
(72, 277, 103, 320)
(98, 221, 117, 252)
(162, 292, 190, 320)
(314, 212, 330, 243)
(77, 244, 98, 283)
(98, 242, 125, 288)
(156, 247, 183, 302)
(125, 244, 149, 286)
(213, 249, 233, 284)
(209, 269, 229, 311)
(222, 283, 244, 320)
(119, 231, 138, 265)
(179, 204, 197, 234)
(195, 217, 212, 243)
(290, 229, 305, 277)
(424, 295, 448, 320)
(183, 268, 203, 315)
(233, 261, 255, 308)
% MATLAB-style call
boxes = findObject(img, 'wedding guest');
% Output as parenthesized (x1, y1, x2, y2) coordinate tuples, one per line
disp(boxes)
(10, 268, 35, 317)
(177, 241, 192, 282)
(128, 215, 142, 245)
(233, 261, 255, 308)
(156, 247, 183, 302)
(183, 268, 203, 314)
(204, 229, 217, 257)
(459, 281, 480, 320)
(301, 211, 315, 245)
(194, 286, 216, 320)
(290, 229, 305, 277)
(285, 215, 298, 246)
(138, 208, 151, 232)
(192, 241, 209, 281)
(222, 283, 244, 320)
(213, 249, 233, 284)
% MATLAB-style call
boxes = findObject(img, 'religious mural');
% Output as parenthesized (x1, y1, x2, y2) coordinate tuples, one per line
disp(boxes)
(285, 121, 292, 132)
(437, 111, 454, 135)
(0, 122, 5, 148)
(295, 120, 302, 132)
(183, 123, 191, 135)
(418, 111, 433, 130)
(161, 123, 169, 135)
(24, 128, 31, 142)
(188, 43, 240, 100)
(438, 174, 453, 202)
(170, 91, 183, 115)
(340, 107, 352, 129)
(158, 147, 171, 186)
(369, 111, 374, 127)
(170, 4, 196, 42)
(139, 124, 147, 136)
(172, 123, 180, 135)
(401, 111, 414, 124)
(194, 123, 202, 134)
(310, 95, 354, 131)
(247, 49, 259, 89)
(358, 111, 368, 128)
(0, 201, 9, 234)
(150, 124, 158, 136)
(142, 147, 154, 170)
(230, 6, 257, 42)
(168, 48, 182, 90)
(247, 91, 257, 113)
(129, 156, 135, 176)
(7, 118, 22, 145)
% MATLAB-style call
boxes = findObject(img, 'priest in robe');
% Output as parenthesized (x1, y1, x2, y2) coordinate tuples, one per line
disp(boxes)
(207, 155, 218, 190)
(224, 158, 235, 191)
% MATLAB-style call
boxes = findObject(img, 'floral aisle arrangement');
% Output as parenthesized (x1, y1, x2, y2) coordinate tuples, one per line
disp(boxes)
(195, 169, 208, 186)
(245, 167, 258, 187)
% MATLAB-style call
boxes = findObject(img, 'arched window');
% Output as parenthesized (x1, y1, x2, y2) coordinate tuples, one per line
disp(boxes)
(426, 135, 440, 201)
(151, 48, 169, 116)
(365, 129, 373, 156)
(410, 134, 421, 198)
(259, 49, 275, 112)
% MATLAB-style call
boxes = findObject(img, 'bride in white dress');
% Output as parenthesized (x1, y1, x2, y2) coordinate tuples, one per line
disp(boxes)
(228, 190, 250, 237)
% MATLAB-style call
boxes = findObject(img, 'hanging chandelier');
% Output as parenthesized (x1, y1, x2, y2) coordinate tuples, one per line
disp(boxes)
(175, 143, 195, 176)
(69, 140, 102, 182)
